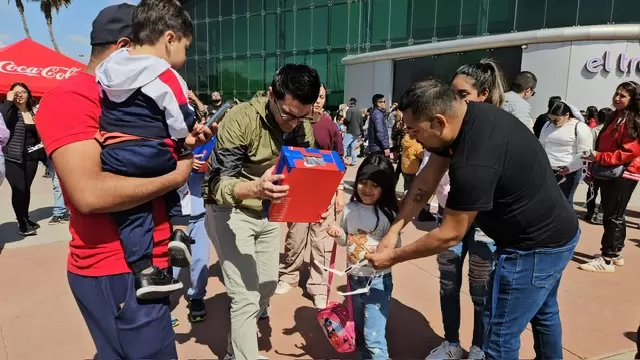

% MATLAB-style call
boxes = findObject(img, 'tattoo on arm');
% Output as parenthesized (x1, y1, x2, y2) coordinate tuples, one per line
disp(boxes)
(412, 188, 430, 205)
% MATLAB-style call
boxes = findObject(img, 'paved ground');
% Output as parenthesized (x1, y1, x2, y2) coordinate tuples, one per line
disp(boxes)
(0, 163, 639, 360)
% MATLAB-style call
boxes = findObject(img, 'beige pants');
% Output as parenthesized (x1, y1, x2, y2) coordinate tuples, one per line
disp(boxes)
(279, 203, 335, 296)
(205, 205, 280, 360)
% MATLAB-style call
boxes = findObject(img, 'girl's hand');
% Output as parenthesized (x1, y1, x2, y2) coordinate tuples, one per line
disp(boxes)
(558, 167, 570, 176)
(6, 90, 14, 102)
(582, 150, 598, 162)
(326, 224, 343, 238)
(192, 153, 205, 171)
(335, 189, 345, 213)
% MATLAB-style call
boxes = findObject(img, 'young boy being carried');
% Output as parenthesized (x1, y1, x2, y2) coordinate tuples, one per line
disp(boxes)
(95, 0, 199, 299)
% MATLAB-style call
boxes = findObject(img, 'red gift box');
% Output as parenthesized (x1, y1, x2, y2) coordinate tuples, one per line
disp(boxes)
(266, 146, 346, 223)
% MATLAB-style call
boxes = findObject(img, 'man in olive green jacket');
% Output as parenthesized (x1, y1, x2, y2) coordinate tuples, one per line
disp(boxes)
(203, 64, 319, 360)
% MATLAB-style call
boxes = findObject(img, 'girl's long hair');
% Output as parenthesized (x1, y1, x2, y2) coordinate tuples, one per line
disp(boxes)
(452, 58, 507, 107)
(614, 81, 640, 140)
(351, 154, 398, 232)
(9, 82, 35, 112)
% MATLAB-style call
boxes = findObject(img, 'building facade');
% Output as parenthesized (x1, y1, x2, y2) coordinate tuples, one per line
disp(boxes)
(182, 0, 640, 111)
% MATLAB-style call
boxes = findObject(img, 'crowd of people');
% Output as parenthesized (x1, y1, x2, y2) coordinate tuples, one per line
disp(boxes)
(1, 0, 640, 359)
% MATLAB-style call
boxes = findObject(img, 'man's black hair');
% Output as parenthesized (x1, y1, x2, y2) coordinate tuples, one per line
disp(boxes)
(131, 0, 193, 46)
(511, 71, 538, 94)
(372, 94, 385, 107)
(398, 80, 457, 121)
(90, 43, 114, 59)
(270, 64, 321, 105)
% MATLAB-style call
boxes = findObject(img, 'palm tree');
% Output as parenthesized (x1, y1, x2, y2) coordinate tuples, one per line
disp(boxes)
(9, 0, 31, 39)
(34, 0, 72, 53)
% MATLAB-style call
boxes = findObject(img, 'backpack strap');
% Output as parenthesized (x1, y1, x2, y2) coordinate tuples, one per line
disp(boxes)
(326, 207, 354, 320)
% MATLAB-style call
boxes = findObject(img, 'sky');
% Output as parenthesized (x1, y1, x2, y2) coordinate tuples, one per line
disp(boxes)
(0, 0, 140, 61)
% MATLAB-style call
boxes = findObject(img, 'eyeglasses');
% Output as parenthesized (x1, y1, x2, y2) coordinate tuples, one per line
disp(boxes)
(274, 99, 314, 122)
(314, 259, 376, 296)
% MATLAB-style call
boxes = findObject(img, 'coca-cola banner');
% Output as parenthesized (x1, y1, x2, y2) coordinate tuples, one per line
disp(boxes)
(0, 38, 86, 97)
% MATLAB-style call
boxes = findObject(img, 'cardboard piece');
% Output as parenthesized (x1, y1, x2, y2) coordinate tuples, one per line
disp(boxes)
(266, 146, 346, 223)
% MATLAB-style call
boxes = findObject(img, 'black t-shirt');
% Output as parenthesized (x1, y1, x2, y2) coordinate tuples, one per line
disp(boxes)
(431, 101, 578, 250)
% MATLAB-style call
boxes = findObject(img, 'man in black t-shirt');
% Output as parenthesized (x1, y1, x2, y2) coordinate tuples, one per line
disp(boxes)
(365, 80, 580, 360)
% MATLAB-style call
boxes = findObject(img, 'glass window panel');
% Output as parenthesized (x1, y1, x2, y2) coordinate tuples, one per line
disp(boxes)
(311, 52, 328, 84)
(248, 56, 264, 92)
(433, 53, 461, 81)
(283, 0, 295, 9)
(460, 0, 487, 37)
(235, 16, 249, 54)
(187, 39, 196, 58)
(219, 59, 235, 94)
(312, 6, 329, 49)
(578, 0, 613, 25)
(369, 0, 390, 44)
(280, 10, 295, 51)
(296, 51, 312, 65)
(612, 0, 640, 24)
(297, 0, 312, 8)
(249, 0, 263, 14)
(196, 21, 208, 57)
(265, 56, 278, 88)
(235, 58, 249, 93)
(221, 1, 233, 17)
(208, 0, 220, 19)
(265, 13, 278, 52)
(197, 58, 209, 93)
(487, 0, 515, 34)
(515, 0, 545, 31)
(328, 50, 346, 92)
(265, 0, 277, 12)
(249, 16, 263, 54)
(545, 0, 577, 28)
(297, 8, 313, 50)
(389, 0, 410, 43)
(330, 3, 349, 47)
(411, 0, 436, 42)
(221, 18, 234, 55)
(183, 0, 196, 19)
(348, 1, 361, 46)
(208, 58, 219, 92)
(435, 0, 461, 40)
(208, 19, 219, 55)
(186, 58, 197, 89)
(235, 0, 248, 15)
(314, 0, 329, 6)
(326, 91, 343, 111)
(195, 0, 207, 21)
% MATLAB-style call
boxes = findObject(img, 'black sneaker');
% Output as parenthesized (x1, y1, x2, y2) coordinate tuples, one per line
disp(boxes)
(49, 216, 65, 225)
(134, 266, 183, 300)
(188, 298, 207, 323)
(18, 224, 37, 236)
(26, 218, 41, 230)
(168, 229, 192, 268)
(62, 212, 70, 222)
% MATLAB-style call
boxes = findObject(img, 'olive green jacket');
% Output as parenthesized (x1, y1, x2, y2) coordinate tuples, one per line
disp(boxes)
(202, 92, 315, 215)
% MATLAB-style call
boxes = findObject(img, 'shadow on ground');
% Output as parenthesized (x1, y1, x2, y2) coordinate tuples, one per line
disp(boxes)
(0, 206, 54, 246)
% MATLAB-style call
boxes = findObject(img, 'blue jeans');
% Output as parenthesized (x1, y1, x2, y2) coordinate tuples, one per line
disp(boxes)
(483, 230, 580, 360)
(437, 224, 495, 348)
(48, 160, 67, 217)
(349, 273, 393, 360)
(172, 215, 210, 300)
(343, 133, 358, 166)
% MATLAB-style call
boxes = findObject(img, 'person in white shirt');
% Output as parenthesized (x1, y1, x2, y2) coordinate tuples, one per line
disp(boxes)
(326, 153, 399, 360)
(0, 113, 9, 186)
(539, 100, 593, 200)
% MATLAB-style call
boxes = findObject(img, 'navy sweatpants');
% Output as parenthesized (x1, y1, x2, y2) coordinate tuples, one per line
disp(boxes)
(101, 140, 190, 270)
(68, 270, 177, 359)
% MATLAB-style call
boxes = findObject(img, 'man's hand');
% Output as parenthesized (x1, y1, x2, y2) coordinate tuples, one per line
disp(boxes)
(582, 150, 598, 162)
(185, 122, 218, 147)
(384, 149, 390, 157)
(364, 247, 396, 269)
(335, 189, 346, 213)
(253, 165, 289, 202)
(326, 224, 343, 238)
(192, 153, 205, 171)
(558, 166, 570, 176)
(6, 90, 14, 102)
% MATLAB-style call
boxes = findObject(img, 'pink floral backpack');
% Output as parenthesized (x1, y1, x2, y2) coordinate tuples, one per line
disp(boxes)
(316, 241, 356, 353)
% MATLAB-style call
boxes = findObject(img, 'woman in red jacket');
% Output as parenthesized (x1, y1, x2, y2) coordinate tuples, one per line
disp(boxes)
(580, 81, 640, 273)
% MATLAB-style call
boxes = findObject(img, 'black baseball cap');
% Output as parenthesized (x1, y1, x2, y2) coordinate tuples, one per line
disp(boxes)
(90, 3, 135, 46)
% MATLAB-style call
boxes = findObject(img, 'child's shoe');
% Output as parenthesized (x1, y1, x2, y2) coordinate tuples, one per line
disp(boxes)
(467, 345, 486, 359)
(188, 298, 207, 323)
(168, 229, 192, 268)
(134, 266, 183, 299)
(426, 340, 464, 359)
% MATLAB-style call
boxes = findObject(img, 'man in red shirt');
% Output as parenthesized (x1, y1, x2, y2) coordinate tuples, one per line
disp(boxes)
(36, 4, 213, 359)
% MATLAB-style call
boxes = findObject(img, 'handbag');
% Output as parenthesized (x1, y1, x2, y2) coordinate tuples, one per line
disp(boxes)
(316, 240, 357, 353)
(590, 162, 628, 180)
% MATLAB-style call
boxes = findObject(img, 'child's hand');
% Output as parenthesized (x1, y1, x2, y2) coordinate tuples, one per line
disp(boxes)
(326, 224, 343, 238)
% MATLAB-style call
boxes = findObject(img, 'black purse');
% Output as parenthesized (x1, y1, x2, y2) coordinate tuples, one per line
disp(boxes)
(590, 162, 628, 180)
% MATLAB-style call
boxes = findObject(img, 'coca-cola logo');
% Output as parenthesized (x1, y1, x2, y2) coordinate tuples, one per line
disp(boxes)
(0, 60, 81, 80)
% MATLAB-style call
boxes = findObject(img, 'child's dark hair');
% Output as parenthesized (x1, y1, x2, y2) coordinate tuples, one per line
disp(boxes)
(597, 107, 613, 125)
(586, 105, 598, 120)
(452, 58, 507, 107)
(352, 154, 398, 231)
(132, 0, 193, 46)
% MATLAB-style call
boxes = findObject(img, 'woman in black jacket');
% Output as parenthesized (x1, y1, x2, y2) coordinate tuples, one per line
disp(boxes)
(1, 82, 46, 236)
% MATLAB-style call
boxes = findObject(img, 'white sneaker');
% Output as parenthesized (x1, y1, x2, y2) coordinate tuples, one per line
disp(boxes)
(224, 354, 269, 360)
(313, 295, 327, 309)
(274, 281, 294, 295)
(426, 341, 464, 359)
(594, 254, 625, 266)
(578, 256, 615, 273)
(467, 345, 486, 359)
